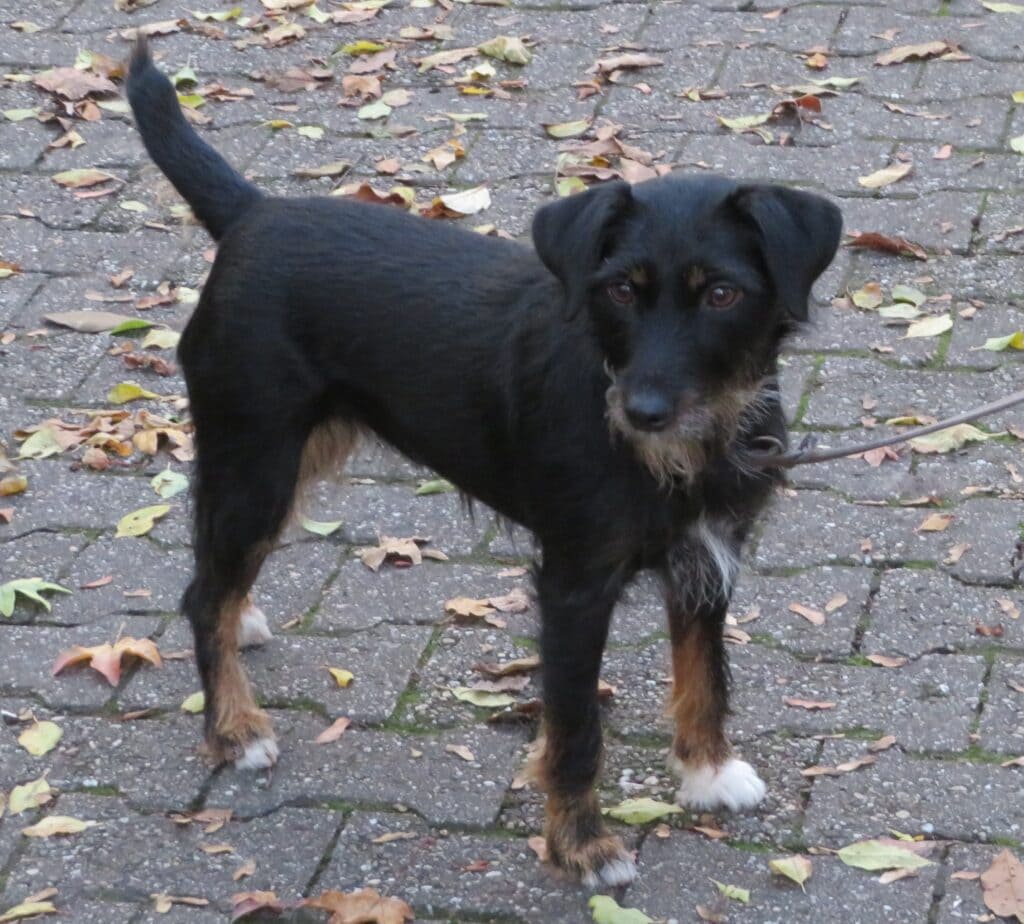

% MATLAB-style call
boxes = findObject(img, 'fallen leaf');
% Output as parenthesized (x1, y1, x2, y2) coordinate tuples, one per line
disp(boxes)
(917, 512, 954, 532)
(8, 777, 53, 814)
(692, 825, 729, 840)
(851, 281, 884, 310)
(980, 849, 1024, 920)
(904, 315, 952, 338)
(592, 53, 664, 75)
(21, 815, 98, 837)
(866, 654, 908, 668)
(875, 41, 958, 66)
(825, 593, 848, 613)
(115, 504, 170, 538)
(0, 900, 58, 922)
(982, 0, 1024, 10)
(769, 855, 812, 890)
(788, 602, 824, 625)
(17, 721, 61, 757)
(328, 667, 355, 688)
(181, 691, 205, 713)
(588, 895, 653, 924)
(372, 831, 418, 844)
(0, 578, 71, 617)
(35, 67, 116, 100)
(543, 118, 593, 138)
(302, 888, 413, 924)
(710, 880, 750, 904)
(446, 743, 476, 761)
(837, 839, 933, 871)
(846, 231, 928, 261)
(436, 186, 491, 215)
(604, 797, 683, 824)
(981, 331, 1024, 351)
(53, 636, 161, 686)
(44, 310, 137, 333)
(414, 478, 455, 495)
(527, 834, 549, 860)
(108, 381, 159, 404)
(858, 162, 913, 189)
(909, 424, 996, 454)
(869, 734, 897, 752)
(478, 35, 532, 65)
(300, 516, 343, 537)
(445, 596, 495, 619)
(151, 895, 210, 913)
(474, 655, 541, 677)
(784, 697, 836, 710)
(451, 687, 516, 708)
(230, 891, 285, 920)
(151, 469, 189, 499)
(315, 716, 352, 743)
(356, 536, 448, 571)
(294, 161, 352, 179)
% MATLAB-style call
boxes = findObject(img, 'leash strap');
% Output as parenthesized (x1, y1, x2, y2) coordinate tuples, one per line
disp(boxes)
(747, 388, 1024, 469)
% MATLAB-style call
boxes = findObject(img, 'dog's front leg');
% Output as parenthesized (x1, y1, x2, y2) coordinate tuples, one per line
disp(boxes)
(664, 537, 766, 812)
(535, 551, 635, 888)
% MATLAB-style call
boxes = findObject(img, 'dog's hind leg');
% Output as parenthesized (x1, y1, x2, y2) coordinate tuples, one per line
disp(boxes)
(183, 416, 314, 769)
(663, 528, 766, 812)
(535, 548, 635, 888)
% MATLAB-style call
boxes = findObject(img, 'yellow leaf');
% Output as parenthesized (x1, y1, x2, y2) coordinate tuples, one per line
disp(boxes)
(8, 777, 53, 814)
(181, 691, 205, 713)
(328, 667, 354, 688)
(769, 855, 813, 890)
(542, 118, 592, 139)
(107, 381, 159, 404)
(342, 40, 388, 55)
(21, 815, 98, 837)
(858, 162, 913, 189)
(903, 314, 952, 339)
(908, 423, 997, 454)
(115, 504, 170, 538)
(0, 900, 58, 922)
(18, 721, 61, 756)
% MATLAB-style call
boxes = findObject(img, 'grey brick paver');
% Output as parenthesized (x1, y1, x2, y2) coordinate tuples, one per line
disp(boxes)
(1, 0, 1022, 919)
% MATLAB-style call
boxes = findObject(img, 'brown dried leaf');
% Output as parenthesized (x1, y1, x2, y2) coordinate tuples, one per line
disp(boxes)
(302, 887, 413, 923)
(917, 513, 954, 532)
(980, 850, 1024, 921)
(315, 716, 351, 744)
(52, 636, 162, 686)
(784, 697, 836, 711)
(866, 654, 908, 668)
(875, 40, 958, 66)
(788, 602, 825, 626)
(34, 67, 116, 100)
(592, 53, 664, 74)
(825, 593, 848, 613)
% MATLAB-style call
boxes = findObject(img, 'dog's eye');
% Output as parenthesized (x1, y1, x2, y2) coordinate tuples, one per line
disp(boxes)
(607, 281, 636, 305)
(705, 285, 741, 310)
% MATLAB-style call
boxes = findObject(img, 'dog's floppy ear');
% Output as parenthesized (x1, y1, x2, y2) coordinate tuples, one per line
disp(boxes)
(532, 180, 633, 317)
(730, 185, 842, 322)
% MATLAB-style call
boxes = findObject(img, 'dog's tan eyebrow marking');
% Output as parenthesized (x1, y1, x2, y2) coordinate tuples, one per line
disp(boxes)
(629, 266, 649, 286)
(686, 266, 707, 290)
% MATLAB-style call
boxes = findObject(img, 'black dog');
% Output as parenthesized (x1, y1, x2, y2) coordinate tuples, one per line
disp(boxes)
(127, 41, 840, 887)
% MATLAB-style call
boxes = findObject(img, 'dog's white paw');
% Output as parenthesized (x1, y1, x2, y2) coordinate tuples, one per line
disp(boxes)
(582, 855, 638, 890)
(235, 736, 279, 770)
(671, 756, 766, 812)
(237, 601, 273, 648)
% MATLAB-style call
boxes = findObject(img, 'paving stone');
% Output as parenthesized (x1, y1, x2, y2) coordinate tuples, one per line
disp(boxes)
(916, 59, 1024, 101)
(938, 844, 1024, 924)
(1, 331, 108, 403)
(0, 271, 43, 328)
(206, 710, 525, 827)
(43, 713, 209, 811)
(300, 481, 490, 557)
(630, 832, 939, 923)
(344, 438, 431, 481)
(317, 559, 533, 632)
(46, 538, 191, 624)
(3, 793, 340, 910)
(946, 303, 1024, 369)
(803, 356, 1024, 430)
(729, 566, 871, 658)
(804, 739, 1024, 846)
(849, 251, 1024, 303)
(754, 489, 948, 569)
(606, 642, 984, 753)
(122, 617, 432, 723)
(980, 193, 1024, 255)
(0, 616, 161, 709)
(840, 191, 982, 255)
(390, 619, 538, 729)
(865, 568, 1024, 656)
(912, 439, 1024, 499)
(322, 811, 596, 922)
(0, 532, 85, 620)
(2, 464, 172, 537)
(0, 0, 76, 29)
(976, 656, 1024, 756)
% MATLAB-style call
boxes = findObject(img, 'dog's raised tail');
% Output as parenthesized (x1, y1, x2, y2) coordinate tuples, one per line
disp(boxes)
(126, 39, 261, 240)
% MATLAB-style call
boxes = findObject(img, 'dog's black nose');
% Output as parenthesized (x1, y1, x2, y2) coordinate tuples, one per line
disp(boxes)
(624, 391, 673, 432)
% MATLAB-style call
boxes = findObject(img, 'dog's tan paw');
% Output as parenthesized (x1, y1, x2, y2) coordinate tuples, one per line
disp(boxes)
(670, 755, 766, 812)
(235, 735, 279, 770)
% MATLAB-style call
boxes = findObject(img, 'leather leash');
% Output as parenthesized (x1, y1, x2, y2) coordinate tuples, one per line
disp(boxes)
(747, 388, 1024, 469)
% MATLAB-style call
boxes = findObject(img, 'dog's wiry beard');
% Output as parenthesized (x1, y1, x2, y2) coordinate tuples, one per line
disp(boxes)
(605, 372, 765, 486)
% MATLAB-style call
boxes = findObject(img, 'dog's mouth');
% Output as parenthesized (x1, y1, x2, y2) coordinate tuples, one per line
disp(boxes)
(605, 375, 765, 483)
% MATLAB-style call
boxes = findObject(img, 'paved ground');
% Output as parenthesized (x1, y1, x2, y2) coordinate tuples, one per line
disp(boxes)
(1, 0, 1023, 921)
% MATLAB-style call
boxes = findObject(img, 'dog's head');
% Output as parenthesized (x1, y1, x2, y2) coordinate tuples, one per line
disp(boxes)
(532, 176, 841, 479)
